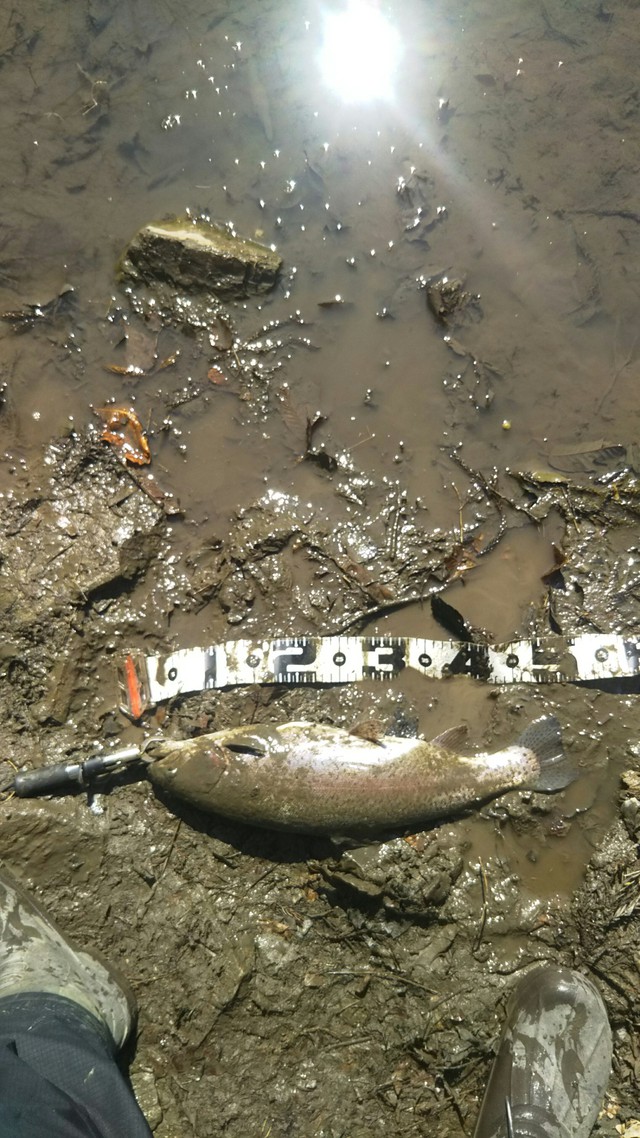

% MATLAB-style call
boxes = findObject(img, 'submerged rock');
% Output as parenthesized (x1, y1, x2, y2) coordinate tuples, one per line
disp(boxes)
(119, 216, 283, 299)
(426, 275, 479, 326)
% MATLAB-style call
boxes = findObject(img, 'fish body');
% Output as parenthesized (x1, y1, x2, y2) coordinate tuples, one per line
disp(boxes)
(146, 715, 572, 837)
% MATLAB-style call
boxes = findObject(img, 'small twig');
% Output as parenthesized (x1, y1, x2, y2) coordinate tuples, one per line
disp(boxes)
(569, 207, 640, 225)
(588, 960, 632, 1006)
(158, 818, 182, 878)
(144, 819, 182, 908)
(0, 28, 35, 63)
(386, 489, 407, 563)
(436, 1071, 469, 1134)
(323, 968, 436, 996)
(473, 858, 489, 951)
(322, 1034, 373, 1051)
(539, 2, 583, 46)
(452, 482, 466, 543)
(596, 315, 639, 412)
(240, 864, 277, 898)
(447, 451, 515, 518)
(345, 432, 375, 453)
(329, 593, 419, 632)
(0, 758, 18, 800)
(561, 486, 580, 532)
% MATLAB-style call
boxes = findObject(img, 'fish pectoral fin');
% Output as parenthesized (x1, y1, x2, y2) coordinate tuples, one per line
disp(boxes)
(430, 724, 469, 752)
(222, 732, 270, 756)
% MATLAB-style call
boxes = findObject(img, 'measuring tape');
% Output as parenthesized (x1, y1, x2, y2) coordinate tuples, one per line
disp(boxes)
(118, 632, 640, 718)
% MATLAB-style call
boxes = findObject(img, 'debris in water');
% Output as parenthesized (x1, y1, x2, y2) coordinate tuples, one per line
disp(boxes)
(304, 411, 339, 473)
(1, 285, 75, 332)
(97, 405, 151, 466)
(431, 594, 480, 643)
(127, 468, 183, 518)
(97, 405, 180, 514)
(318, 295, 349, 309)
(426, 276, 480, 327)
(547, 441, 633, 474)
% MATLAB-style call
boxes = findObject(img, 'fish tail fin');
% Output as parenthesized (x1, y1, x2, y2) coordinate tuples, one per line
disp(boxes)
(517, 715, 576, 792)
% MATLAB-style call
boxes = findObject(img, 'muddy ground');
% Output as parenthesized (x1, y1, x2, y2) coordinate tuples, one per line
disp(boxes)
(1, 1, 640, 1136)
(2, 429, 640, 1137)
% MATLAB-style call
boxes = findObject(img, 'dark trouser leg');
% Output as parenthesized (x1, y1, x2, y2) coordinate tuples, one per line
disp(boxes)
(0, 993, 152, 1138)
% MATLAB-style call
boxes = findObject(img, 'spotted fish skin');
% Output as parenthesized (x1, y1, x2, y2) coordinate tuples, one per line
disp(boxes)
(146, 715, 572, 837)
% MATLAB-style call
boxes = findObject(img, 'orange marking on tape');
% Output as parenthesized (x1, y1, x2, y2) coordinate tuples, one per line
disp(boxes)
(123, 654, 144, 720)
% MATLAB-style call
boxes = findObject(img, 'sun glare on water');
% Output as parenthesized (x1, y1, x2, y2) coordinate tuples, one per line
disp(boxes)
(318, 0, 403, 104)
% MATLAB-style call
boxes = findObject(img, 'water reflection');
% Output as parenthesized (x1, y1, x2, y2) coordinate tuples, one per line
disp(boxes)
(318, 0, 403, 104)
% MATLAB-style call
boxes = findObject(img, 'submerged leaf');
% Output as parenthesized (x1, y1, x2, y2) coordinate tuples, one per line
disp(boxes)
(97, 405, 151, 465)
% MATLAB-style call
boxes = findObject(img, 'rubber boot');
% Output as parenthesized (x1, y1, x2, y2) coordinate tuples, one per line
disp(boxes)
(474, 965, 612, 1138)
(0, 863, 136, 1050)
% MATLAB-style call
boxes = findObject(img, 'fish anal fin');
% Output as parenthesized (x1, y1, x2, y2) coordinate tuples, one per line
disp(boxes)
(431, 724, 469, 752)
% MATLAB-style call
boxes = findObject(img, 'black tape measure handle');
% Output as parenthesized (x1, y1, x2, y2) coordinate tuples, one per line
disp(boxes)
(14, 763, 85, 797)
(13, 747, 143, 798)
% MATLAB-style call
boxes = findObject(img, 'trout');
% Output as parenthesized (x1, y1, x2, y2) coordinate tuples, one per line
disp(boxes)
(145, 715, 573, 837)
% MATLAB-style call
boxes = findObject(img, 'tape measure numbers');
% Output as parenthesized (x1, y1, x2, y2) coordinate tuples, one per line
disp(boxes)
(118, 633, 640, 719)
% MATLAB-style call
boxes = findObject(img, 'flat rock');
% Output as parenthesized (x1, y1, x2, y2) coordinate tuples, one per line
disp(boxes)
(119, 216, 282, 298)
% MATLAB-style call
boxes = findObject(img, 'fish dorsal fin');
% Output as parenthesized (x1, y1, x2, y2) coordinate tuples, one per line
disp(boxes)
(430, 724, 468, 752)
(349, 718, 386, 744)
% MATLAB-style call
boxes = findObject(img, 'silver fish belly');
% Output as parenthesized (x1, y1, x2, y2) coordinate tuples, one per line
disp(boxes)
(146, 716, 571, 837)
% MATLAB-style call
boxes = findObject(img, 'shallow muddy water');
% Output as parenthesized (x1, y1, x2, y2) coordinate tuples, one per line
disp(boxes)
(1, 2, 640, 1136)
